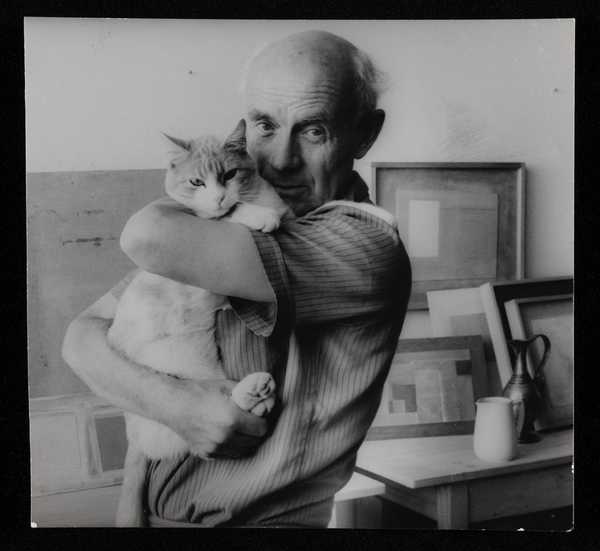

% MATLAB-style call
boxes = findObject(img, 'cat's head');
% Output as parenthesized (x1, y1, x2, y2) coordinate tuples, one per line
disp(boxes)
(163, 120, 255, 218)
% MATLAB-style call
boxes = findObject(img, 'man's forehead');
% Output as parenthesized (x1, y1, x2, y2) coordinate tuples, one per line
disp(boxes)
(244, 75, 347, 122)
(246, 104, 335, 126)
(245, 63, 351, 117)
(246, 58, 331, 93)
(242, 33, 360, 123)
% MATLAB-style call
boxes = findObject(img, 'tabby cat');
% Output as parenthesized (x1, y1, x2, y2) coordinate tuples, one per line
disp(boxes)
(108, 119, 290, 526)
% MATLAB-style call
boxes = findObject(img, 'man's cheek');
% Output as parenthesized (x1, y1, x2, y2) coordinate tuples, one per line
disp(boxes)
(247, 143, 267, 170)
(246, 138, 259, 161)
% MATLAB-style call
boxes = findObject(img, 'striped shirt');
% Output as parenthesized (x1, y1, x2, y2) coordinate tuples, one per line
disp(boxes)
(111, 173, 411, 527)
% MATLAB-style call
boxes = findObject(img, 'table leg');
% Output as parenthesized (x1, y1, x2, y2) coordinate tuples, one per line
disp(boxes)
(334, 500, 357, 528)
(436, 483, 469, 530)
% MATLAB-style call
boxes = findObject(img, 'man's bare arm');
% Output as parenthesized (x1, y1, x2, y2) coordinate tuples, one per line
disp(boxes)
(61, 290, 268, 458)
(120, 197, 274, 301)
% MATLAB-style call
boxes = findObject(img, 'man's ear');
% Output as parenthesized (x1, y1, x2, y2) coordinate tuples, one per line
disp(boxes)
(223, 119, 247, 152)
(354, 109, 385, 160)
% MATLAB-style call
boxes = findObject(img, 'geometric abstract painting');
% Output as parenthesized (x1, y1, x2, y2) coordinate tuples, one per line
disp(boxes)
(366, 336, 488, 440)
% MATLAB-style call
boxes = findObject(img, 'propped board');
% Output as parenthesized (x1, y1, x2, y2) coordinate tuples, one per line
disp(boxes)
(30, 394, 127, 496)
(26, 169, 165, 397)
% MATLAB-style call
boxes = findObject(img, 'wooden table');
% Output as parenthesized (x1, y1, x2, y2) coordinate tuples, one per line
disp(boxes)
(354, 428, 573, 529)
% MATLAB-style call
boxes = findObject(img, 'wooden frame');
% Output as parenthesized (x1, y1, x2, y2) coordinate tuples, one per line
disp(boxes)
(372, 163, 525, 310)
(505, 294, 573, 429)
(365, 336, 488, 440)
(479, 276, 573, 390)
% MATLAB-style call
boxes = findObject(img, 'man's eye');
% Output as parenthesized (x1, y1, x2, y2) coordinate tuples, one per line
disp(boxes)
(223, 169, 238, 182)
(256, 121, 274, 136)
(189, 178, 206, 187)
(303, 127, 326, 141)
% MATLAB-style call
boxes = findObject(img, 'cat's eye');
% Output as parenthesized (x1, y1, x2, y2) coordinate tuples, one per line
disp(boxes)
(189, 178, 205, 188)
(223, 169, 238, 182)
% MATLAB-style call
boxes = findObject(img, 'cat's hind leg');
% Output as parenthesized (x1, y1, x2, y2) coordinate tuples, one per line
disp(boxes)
(115, 444, 150, 527)
(231, 372, 276, 416)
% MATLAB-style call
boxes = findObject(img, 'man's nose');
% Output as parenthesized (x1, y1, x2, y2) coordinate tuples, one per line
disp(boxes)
(270, 134, 301, 172)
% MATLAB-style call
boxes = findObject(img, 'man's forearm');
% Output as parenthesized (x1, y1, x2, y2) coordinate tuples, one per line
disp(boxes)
(119, 198, 274, 301)
(62, 315, 188, 426)
(63, 313, 269, 458)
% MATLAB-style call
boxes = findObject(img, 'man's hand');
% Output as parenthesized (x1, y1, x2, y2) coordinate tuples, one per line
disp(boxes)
(62, 292, 270, 461)
(168, 378, 269, 460)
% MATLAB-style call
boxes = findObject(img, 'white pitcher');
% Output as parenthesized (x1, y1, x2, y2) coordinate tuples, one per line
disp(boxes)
(473, 397, 518, 462)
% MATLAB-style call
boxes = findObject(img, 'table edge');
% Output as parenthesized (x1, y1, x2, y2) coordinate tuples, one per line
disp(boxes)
(355, 453, 573, 489)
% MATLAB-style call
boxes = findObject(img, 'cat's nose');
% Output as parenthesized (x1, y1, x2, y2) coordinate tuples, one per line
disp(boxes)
(215, 189, 226, 206)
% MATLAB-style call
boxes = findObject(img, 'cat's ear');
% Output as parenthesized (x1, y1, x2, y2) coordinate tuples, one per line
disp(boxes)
(161, 133, 191, 168)
(161, 132, 191, 153)
(223, 119, 247, 152)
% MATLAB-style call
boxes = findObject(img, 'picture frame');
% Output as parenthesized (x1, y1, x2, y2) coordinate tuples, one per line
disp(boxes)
(30, 394, 126, 496)
(479, 276, 573, 390)
(505, 294, 573, 429)
(427, 287, 503, 396)
(365, 336, 488, 440)
(372, 163, 526, 310)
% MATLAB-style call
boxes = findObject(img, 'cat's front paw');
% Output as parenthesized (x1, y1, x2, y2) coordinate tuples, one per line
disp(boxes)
(244, 209, 281, 233)
(231, 372, 276, 416)
(257, 210, 282, 233)
(230, 204, 282, 233)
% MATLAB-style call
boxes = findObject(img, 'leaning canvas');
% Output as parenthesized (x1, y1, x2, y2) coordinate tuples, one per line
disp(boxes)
(427, 287, 503, 395)
(479, 277, 573, 390)
(366, 336, 488, 440)
(505, 295, 573, 429)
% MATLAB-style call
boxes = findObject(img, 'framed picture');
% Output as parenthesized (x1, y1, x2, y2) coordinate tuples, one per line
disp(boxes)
(365, 336, 488, 440)
(479, 276, 573, 390)
(89, 404, 129, 477)
(30, 394, 126, 496)
(372, 163, 525, 310)
(505, 294, 573, 429)
(427, 287, 503, 396)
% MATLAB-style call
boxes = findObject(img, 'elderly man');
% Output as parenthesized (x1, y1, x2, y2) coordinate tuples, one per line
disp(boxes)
(62, 29, 411, 528)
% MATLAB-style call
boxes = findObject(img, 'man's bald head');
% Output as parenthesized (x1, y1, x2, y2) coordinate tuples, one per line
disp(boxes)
(242, 30, 384, 119)
(241, 30, 386, 215)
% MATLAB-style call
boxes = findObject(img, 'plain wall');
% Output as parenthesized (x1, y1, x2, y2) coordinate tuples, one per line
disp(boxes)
(25, 18, 574, 396)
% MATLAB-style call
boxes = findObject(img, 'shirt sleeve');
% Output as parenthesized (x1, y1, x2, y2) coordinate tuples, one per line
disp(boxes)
(229, 205, 411, 338)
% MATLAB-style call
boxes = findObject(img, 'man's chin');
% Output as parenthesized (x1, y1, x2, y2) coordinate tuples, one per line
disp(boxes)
(269, 182, 322, 215)
(273, 184, 308, 198)
(285, 196, 321, 217)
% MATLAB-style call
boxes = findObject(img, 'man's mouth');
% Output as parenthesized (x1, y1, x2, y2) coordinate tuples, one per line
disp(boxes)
(274, 184, 307, 197)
